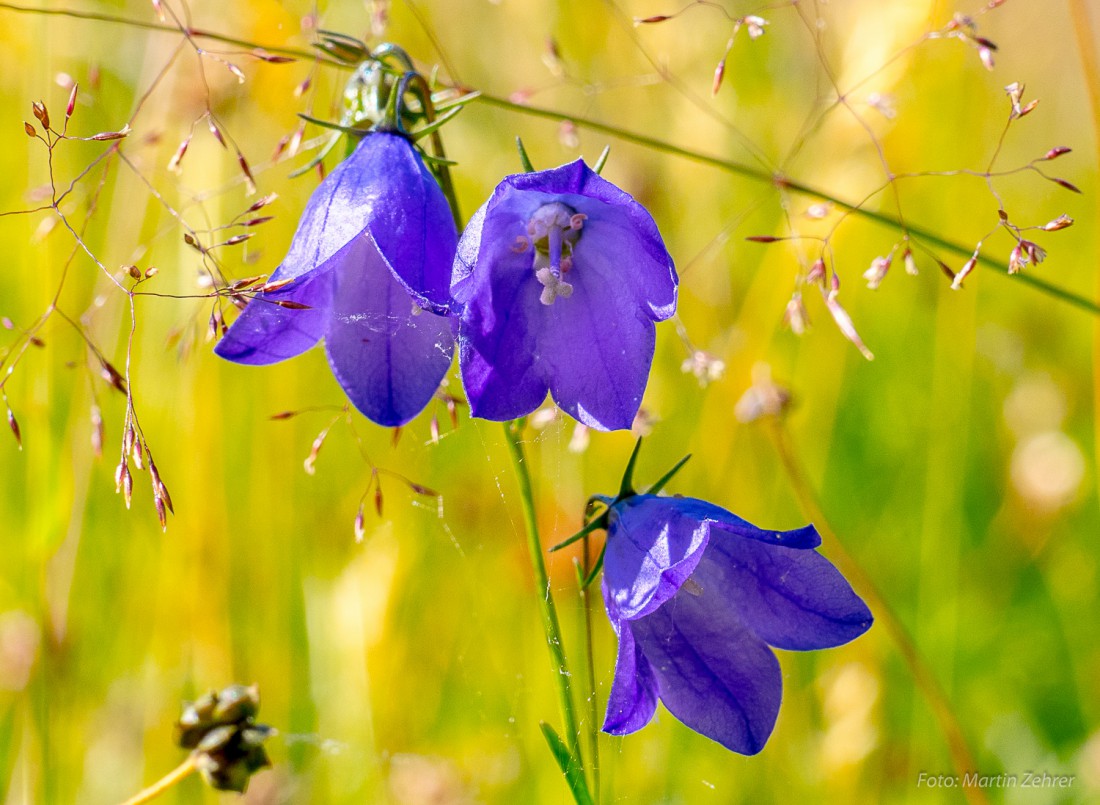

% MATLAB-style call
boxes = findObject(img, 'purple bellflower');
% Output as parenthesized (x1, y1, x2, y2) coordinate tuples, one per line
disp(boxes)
(599, 493, 872, 754)
(451, 160, 677, 431)
(214, 132, 457, 427)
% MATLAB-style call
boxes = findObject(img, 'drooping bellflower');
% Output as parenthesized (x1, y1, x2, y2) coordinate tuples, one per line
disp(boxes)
(600, 493, 873, 754)
(214, 132, 457, 427)
(451, 160, 677, 431)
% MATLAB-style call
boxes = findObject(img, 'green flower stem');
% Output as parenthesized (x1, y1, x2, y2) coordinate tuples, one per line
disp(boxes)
(118, 756, 197, 805)
(502, 421, 584, 767)
(580, 534, 601, 802)
(764, 417, 989, 805)
(395, 71, 462, 229)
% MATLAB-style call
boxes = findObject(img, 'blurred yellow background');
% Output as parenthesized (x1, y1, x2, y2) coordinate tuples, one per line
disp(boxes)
(1, 0, 1098, 802)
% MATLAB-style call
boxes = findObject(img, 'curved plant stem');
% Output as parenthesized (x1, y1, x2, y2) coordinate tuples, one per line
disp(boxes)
(764, 418, 989, 805)
(118, 756, 197, 805)
(0, 2, 315, 60)
(473, 93, 1098, 316)
(502, 421, 584, 767)
(401, 72, 461, 228)
(580, 535, 601, 802)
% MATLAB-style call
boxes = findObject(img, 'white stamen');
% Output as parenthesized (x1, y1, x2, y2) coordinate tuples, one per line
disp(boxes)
(526, 202, 583, 306)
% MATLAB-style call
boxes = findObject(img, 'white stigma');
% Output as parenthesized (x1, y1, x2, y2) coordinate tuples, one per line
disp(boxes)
(525, 202, 586, 306)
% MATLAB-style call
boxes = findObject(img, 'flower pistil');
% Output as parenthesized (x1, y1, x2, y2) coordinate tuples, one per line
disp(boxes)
(526, 202, 586, 305)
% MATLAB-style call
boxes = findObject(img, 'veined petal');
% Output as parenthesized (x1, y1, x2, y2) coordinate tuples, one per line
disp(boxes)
(455, 190, 660, 430)
(360, 135, 457, 312)
(450, 201, 488, 304)
(325, 237, 454, 427)
(570, 214, 676, 321)
(631, 584, 782, 755)
(702, 536, 873, 651)
(451, 197, 527, 313)
(453, 160, 676, 427)
(277, 140, 382, 284)
(603, 495, 710, 622)
(501, 160, 676, 318)
(670, 498, 822, 550)
(453, 207, 547, 422)
(602, 618, 660, 735)
(213, 270, 334, 365)
(540, 261, 656, 431)
(457, 338, 546, 423)
(283, 133, 455, 311)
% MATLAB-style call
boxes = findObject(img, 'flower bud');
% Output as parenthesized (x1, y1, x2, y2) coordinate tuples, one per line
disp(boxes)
(1008, 244, 1025, 274)
(212, 684, 260, 723)
(863, 255, 891, 290)
(1042, 214, 1073, 232)
(197, 724, 237, 754)
(784, 293, 809, 335)
(951, 256, 977, 290)
(32, 101, 49, 129)
(7, 407, 21, 450)
(903, 248, 918, 276)
(807, 258, 827, 285)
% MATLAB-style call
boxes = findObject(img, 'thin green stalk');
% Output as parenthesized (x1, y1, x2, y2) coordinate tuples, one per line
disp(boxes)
(473, 93, 1099, 317)
(764, 418, 988, 805)
(0, 2, 316, 60)
(502, 421, 583, 766)
(581, 534, 600, 802)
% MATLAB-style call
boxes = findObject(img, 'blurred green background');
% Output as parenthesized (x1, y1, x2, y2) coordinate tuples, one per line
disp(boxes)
(1, 0, 1098, 802)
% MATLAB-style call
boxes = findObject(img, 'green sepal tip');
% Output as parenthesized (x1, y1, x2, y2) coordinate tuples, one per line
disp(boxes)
(516, 136, 536, 173)
(592, 144, 611, 175)
(549, 515, 606, 553)
(618, 438, 644, 498)
(297, 113, 371, 137)
(646, 453, 692, 497)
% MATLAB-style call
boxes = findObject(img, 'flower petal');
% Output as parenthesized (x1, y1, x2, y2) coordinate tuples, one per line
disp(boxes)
(670, 498, 822, 550)
(602, 617, 660, 735)
(631, 585, 782, 755)
(701, 536, 873, 651)
(283, 133, 455, 311)
(456, 279, 548, 422)
(452, 161, 676, 428)
(572, 216, 676, 321)
(455, 206, 658, 429)
(503, 161, 676, 319)
(359, 135, 457, 312)
(451, 194, 529, 321)
(213, 271, 333, 365)
(454, 210, 549, 421)
(540, 258, 656, 431)
(324, 237, 454, 426)
(603, 495, 710, 622)
(449, 201, 489, 305)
